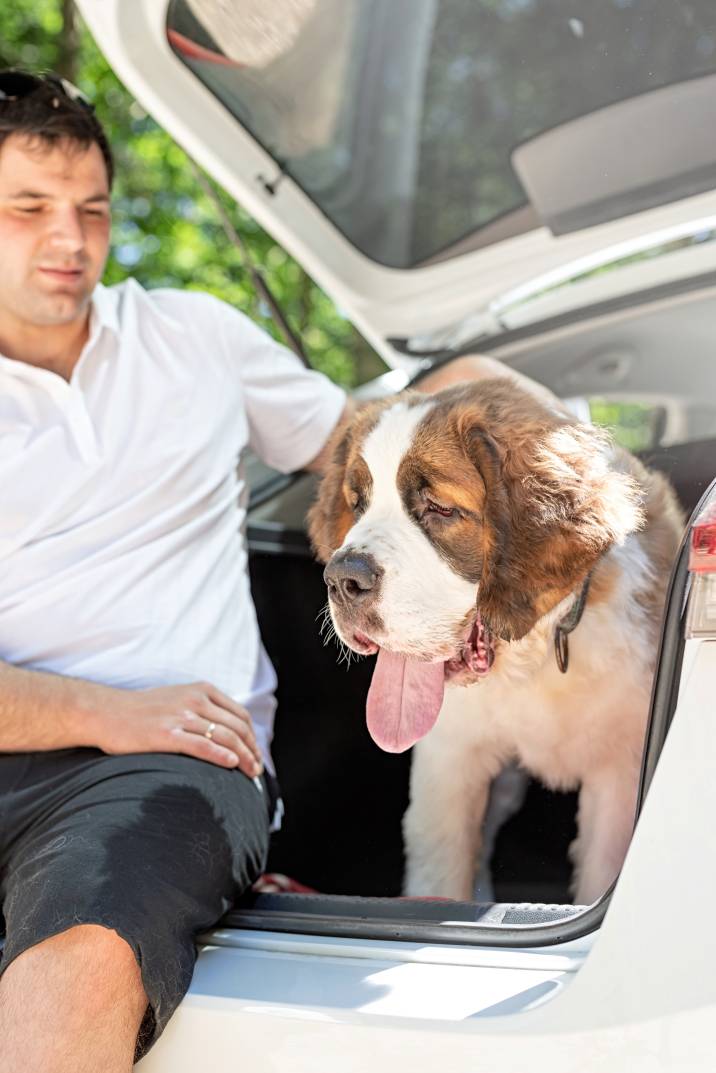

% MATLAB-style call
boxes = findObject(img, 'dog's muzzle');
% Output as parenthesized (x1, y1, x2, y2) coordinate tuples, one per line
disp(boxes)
(323, 549, 382, 609)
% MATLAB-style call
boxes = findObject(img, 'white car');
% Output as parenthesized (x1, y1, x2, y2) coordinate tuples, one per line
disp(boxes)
(76, 2, 716, 1069)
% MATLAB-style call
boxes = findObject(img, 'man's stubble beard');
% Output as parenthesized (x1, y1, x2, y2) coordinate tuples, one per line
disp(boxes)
(14, 278, 94, 328)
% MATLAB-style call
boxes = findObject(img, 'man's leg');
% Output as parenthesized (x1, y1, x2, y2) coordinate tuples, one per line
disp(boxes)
(0, 925, 148, 1073)
(0, 750, 271, 1065)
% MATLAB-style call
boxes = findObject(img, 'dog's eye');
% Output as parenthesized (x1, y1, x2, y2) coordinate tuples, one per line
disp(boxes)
(347, 490, 365, 516)
(425, 497, 457, 518)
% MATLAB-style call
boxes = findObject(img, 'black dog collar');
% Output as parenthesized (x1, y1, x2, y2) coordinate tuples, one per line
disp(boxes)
(554, 572, 593, 674)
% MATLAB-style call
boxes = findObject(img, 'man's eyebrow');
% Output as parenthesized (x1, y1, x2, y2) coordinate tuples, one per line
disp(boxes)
(6, 190, 110, 203)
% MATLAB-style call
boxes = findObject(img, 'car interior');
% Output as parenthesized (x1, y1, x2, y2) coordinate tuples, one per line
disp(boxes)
(240, 280, 716, 924)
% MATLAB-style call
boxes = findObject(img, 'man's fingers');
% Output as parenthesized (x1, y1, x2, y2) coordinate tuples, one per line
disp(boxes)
(205, 685, 253, 724)
(202, 712, 263, 773)
(205, 701, 263, 765)
(132, 684, 264, 772)
(169, 726, 260, 775)
(193, 685, 263, 764)
(180, 709, 262, 770)
(182, 703, 262, 765)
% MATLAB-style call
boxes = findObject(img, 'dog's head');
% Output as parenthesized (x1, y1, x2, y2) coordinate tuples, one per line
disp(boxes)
(308, 380, 643, 752)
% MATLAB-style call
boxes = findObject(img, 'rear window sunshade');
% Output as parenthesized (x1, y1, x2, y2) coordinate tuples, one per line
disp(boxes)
(168, 0, 716, 268)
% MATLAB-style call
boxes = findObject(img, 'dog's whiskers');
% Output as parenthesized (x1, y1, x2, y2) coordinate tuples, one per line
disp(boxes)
(336, 637, 356, 668)
(317, 604, 336, 648)
(316, 603, 363, 668)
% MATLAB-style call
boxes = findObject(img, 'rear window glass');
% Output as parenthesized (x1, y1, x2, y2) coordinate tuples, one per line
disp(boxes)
(586, 399, 667, 452)
(168, 0, 716, 268)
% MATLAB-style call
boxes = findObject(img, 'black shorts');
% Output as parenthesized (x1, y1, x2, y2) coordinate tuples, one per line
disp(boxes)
(0, 749, 273, 1057)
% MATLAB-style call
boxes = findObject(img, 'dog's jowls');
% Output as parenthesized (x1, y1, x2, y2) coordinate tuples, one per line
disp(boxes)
(308, 380, 683, 905)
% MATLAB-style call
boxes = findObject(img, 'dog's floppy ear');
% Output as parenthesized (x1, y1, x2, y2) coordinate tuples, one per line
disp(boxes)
(463, 411, 644, 641)
(308, 398, 391, 562)
(461, 422, 528, 639)
(307, 423, 356, 564)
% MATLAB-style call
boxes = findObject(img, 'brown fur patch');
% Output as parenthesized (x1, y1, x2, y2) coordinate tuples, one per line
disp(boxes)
(307, 399, 390, 562)
(396, 421, 493, 584)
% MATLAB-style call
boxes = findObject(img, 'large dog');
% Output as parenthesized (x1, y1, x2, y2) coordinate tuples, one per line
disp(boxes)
(308, 378, 683, 904)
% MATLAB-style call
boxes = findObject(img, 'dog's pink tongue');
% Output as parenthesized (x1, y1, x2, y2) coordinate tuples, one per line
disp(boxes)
(367, 649, 445, 753)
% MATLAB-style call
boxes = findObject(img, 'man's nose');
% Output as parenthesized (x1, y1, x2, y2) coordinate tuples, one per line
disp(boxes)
(48, 209, 85, 253)
(324, 551, 381, 606)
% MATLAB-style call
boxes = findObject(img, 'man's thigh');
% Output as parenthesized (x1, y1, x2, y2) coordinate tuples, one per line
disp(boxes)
(0, 749, 271, 1053)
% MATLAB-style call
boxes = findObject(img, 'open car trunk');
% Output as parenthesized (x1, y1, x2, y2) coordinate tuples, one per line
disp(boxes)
(71, 0, 716, 948)
(79, 0, 716, 361)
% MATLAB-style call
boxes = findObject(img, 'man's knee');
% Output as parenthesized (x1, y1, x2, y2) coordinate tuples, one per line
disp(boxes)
(1, 924, 146, 1011)
(0, 925, 151, 1070)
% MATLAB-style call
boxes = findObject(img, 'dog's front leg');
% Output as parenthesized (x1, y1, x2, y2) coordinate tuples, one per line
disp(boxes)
(570, 764, 640, 906)
(403, 728, 504, 901)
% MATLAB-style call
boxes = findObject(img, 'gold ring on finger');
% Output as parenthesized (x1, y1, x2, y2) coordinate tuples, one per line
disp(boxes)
(204, 721, 217, 741)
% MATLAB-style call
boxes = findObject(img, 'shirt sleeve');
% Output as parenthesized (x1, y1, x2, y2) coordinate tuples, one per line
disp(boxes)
(217, 299, 347, 473)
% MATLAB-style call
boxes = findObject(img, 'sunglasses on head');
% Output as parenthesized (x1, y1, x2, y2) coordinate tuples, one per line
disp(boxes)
(0, 70, 94, 112)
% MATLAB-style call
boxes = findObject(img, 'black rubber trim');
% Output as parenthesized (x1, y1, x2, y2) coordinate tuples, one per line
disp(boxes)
(247, 524, 312, 557)
(222, 892, 590, 946)
(247, 471, 312, 555)
(226, 892, 583, 926)
(220, 907, 598, 948)
(393, 268, 716, 368)
(248, 473, 299, 511)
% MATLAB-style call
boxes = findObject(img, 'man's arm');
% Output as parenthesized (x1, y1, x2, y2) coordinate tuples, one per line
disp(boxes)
(0, 659, 264, 774)
(303, 398, 356, 474)
(414, 354, 563, 408)
(303, 355, 561, 474)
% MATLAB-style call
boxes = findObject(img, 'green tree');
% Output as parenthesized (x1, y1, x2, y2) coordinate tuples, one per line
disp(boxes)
(1, 0, 385, 387)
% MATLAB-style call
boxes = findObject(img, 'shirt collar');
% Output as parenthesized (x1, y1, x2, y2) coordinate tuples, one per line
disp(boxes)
(90, 282, 120, 336)
(0, 283, 119, 386)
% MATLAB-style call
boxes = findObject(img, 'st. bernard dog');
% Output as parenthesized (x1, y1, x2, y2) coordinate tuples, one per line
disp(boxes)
(308, 377, 683, 905)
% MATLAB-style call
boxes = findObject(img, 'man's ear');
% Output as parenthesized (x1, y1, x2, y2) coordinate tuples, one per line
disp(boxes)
(463, 416, 644, 642)
(307, 425, 355, 564)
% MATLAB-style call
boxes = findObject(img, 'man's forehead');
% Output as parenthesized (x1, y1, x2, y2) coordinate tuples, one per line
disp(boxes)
(0, 134, 109, 197)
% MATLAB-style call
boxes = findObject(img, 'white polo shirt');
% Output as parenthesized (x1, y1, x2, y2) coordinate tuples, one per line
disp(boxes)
(0, 279, 346, 772)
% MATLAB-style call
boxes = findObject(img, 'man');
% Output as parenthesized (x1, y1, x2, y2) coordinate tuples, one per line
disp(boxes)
(0, 69, 533, 1071)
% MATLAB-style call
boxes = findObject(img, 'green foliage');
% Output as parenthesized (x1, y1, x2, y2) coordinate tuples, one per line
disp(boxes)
(1, 0, 385, 388)
(588, 399, 662, 453)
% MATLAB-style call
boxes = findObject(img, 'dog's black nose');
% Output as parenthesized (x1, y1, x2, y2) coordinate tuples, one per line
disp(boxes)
(324, 552, 380, 605)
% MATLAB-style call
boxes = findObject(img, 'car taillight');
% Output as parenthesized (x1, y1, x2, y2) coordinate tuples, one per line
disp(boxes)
(690, 500, 716, 574)
(686, 495, 716, 639)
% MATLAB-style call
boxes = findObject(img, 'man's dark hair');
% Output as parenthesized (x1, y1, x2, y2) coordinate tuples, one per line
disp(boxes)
(0, 71, 114, 187)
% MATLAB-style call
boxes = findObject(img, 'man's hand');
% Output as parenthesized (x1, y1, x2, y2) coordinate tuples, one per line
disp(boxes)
(95, 682, 264, 776)
(0, 660, 264, 776)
